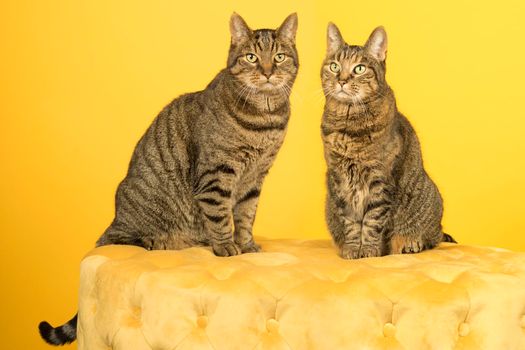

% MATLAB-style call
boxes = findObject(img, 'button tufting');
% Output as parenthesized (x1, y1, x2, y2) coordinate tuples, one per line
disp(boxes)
(79, 239, 525, 349)
(197, 315, 208, 328)
(383, 323, 396, 337)
(458, 323, 470, 337)
(266, 318, 280, 334)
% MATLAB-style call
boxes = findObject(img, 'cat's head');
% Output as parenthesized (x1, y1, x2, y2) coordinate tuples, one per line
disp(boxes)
(321, 23, 388, 103)
(227, 13, 298, 94)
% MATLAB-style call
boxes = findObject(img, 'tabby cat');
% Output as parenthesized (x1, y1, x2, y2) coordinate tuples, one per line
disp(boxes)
(39, 12, 299, 345)
(321, 23, 455, 259)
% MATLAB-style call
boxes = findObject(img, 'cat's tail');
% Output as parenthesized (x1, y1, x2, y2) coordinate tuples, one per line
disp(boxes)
(442, 233, 457, 243)
(39, 314, 77, 346)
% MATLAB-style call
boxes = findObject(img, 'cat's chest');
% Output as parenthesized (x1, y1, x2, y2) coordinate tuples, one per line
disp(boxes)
(239, 112, 287, 146)
(325, 131, 400, 172)
(236, 127, 284, 167)
(326, 131, 400, 218)
(331, 156, 384, 219)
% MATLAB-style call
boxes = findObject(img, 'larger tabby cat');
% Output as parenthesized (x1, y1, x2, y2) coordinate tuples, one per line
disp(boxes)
(321, 23, 455, 259)
(39, 13, 299, 345)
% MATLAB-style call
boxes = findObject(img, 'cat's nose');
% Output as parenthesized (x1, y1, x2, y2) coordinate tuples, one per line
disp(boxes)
(339, 80, 347, 87)
(261, 64, 273, 80)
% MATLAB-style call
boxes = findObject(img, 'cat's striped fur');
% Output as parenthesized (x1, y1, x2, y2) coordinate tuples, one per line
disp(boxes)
(39, 13, 298, 345)
(321, 23, 455, 259)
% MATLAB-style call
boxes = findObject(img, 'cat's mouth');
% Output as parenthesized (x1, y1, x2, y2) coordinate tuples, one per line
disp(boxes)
(331, 84, 353, 99)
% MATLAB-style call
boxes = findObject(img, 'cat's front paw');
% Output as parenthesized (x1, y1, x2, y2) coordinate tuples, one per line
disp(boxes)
(359, 245, 382, 258)
(340, 244, 381, 259)
(389, 235, 424, 254)
(340, 244, 361, 259)
(212, 242, 241, 257)
(239, 241, 261, 253)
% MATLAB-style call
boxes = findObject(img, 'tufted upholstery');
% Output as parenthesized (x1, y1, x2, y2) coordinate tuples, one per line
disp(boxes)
(77, 239, 525, 350)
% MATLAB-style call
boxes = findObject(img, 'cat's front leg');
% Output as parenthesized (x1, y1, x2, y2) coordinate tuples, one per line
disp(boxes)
(327, 170, 366, 259)
(233, 179, 264, 253)
(360, 181, 393, 257)
(339, 219, 367, 259)
(194, 163, 240, 257)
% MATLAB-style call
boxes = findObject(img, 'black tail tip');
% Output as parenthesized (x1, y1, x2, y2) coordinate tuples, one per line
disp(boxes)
(39, 321, 68, 346)
(39, 314, 77, 346)
(39, 321, 55, 345)
(39, 321, 52, 337)
(442, 233, 457, 243)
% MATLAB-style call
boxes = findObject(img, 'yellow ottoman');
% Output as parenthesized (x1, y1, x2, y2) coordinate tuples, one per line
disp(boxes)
(77, 239, 525, 350)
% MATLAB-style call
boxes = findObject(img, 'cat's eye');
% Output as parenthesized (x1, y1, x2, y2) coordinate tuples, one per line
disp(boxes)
(353, 64, 366, 75)
(245, 53, 258, 63)
(329, 62, 340, 73)
(274, 53, 286, 63)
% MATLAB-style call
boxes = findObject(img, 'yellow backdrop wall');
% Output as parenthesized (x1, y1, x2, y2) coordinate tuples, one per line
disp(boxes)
(2, 0, 525, 348)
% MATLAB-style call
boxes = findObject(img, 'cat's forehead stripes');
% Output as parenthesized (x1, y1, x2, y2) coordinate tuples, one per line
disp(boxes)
(251, 30, 280, 54)
(335, 45, 365, 63)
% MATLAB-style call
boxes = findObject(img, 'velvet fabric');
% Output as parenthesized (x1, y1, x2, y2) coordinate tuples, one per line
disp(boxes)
(77, 239, 525, 349)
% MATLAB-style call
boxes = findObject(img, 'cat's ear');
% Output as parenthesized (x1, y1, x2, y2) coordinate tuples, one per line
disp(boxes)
(230, 12, 252, 46)
(365, 26, 388, 61)
(327, 22, 344, 56)
(277, 13, 298, 42)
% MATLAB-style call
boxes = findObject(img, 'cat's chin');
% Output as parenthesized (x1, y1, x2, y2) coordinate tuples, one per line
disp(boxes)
(259, 82, 276, 91)
(255, 83, 287, 95)
(330, 92, 353, 103)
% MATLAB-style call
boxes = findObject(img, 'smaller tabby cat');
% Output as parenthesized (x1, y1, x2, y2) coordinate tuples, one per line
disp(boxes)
(321, 23, 455, 259)
(39, 13, 299, 346)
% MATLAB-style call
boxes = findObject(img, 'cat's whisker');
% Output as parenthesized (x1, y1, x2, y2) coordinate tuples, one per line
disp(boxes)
(278, 82, 292, 102)
(233, 85, 251, 110)
(242, 86, 256, 111)
(311, 88, 327, 100)
(278, 86, 291, 108)
(312, 87, 334, 105)
(286, 84, 304, 104)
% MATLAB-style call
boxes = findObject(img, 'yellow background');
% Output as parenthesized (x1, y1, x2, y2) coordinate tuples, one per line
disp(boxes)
(1, 0, 524, 348)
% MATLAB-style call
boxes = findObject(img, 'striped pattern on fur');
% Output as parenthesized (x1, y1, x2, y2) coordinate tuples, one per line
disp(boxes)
(39, 13, 299, 346)
(321, 24, 455, 259)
